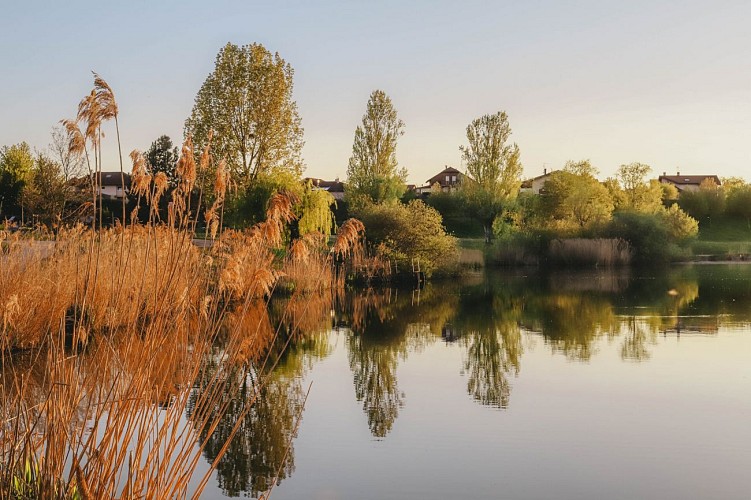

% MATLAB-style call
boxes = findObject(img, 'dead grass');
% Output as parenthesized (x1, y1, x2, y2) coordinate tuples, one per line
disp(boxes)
(548, 238, 633, 267)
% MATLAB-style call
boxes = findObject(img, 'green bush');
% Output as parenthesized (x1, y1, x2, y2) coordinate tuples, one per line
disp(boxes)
(425, 192, 484, 237)
(605, 211, 678, 264)
(354, 200, 458, 276)
(660, 203, 699, 241)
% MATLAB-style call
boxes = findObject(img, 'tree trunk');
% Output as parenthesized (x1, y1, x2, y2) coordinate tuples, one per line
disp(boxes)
(484, 224, 492, 244)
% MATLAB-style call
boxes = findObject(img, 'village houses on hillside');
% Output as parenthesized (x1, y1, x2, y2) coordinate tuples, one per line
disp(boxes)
(306, 166, 723, 205)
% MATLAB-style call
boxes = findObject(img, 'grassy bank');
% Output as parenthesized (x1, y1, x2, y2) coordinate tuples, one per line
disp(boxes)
(696, 216, 751, 241)
(690, 240, 751, 259)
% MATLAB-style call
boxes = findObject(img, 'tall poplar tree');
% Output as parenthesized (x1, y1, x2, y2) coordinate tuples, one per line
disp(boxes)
(345, 90, 407, 207)
(460, 111, 523, 242)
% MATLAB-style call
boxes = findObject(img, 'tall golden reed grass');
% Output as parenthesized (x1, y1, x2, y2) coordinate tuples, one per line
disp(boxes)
(548, 238, 633, 267)
(0, 74, 363, 499)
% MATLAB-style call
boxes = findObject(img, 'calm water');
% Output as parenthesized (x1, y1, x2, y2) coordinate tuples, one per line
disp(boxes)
(199, 264, 751, 499)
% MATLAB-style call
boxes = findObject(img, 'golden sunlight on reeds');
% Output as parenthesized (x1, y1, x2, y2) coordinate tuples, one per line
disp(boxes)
(0, 74, 364, 499)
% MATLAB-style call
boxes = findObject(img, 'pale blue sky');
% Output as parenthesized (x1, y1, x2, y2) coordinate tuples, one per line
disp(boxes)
(2, 0, 750, 184)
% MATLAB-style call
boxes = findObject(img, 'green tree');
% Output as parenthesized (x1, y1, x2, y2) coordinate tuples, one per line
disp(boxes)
(185, 42, 304, 188)
(0, 142, 34, 220)
(726, 183, 751, 229)
(603, 177, 627, 209)
(460, 111, 523, 242)
(345, 90, 407, 206)
(563, 159, 598, 177)
(659, 182, 679, 206)
(542, 163, 613, 232)
(228, 170, 335, 236)
(23, 153, 71, 227)
(426, 190, 484, 237)
(298, 181, 336, 236)
(659, 203, 699, 241)
(616, 162, 662, 212)
(144, 135, 179, 187)
(678, 179, 726, 224)
(228, 169, 302, 228)
(721, 176, 745, 193)
(354, 200, 458, 276)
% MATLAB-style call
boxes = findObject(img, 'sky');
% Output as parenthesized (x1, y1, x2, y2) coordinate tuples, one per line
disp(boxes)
(1, 0, 750, 185)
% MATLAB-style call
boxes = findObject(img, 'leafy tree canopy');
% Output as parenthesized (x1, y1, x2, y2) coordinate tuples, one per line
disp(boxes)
(186, 42, 304, 189)
(726, 183, 751, 228)
(354, 200, 457, 276)
(615, 162, 662, 213)
(228, 169, 335, 236)
(678, 178, 725, 222)
(346, 90, 406, 207)
(23, 153, 69, 226)
(541, 167, 614, 232)
(563, 159, 598, 178)
(145, 135, 179, 187)
(0, 142, 34, 218)
(459, 111, 522, 242)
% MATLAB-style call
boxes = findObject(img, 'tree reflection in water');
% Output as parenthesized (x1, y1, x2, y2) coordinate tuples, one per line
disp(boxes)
(191, 297, 332, 498)
(341, 285, 457, 437)
(347, 333, 404, 438)
(198, 371, 304, 497)
(187, 265, 751, 496)
(456, 286, 523, 408)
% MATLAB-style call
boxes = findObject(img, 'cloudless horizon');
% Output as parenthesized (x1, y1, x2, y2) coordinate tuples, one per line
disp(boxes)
(2, 0, 750, 184)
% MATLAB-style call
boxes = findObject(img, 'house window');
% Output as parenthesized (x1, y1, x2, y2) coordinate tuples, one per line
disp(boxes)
(445, 175, 450, 183)
(452, 175, 457, 182)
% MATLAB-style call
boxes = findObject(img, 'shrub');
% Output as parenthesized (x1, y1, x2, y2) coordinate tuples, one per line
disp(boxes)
(354, 200, 458, 276)
(659, 203, 698, 241)
(425, 191, 484, 237)
(606, 211, 676, 264)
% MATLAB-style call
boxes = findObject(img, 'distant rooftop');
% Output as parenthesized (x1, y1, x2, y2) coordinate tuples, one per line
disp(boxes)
(658, 174, 721, 185)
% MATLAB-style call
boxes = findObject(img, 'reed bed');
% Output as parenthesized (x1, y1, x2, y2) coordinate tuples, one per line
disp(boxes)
(547, 238, 633, 267)
(0, 75, 363, 499)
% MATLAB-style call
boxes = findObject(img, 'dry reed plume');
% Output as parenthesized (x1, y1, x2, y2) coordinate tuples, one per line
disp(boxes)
(0, 74, 365, 499)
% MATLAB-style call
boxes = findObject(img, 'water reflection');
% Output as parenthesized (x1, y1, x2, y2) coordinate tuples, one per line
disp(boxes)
(197, 371, 304, 497)
(339, 286, 453, 437)
(192, 297, 333, 498)
(454, 285, 522, 408)
(206, 263, 751, 498)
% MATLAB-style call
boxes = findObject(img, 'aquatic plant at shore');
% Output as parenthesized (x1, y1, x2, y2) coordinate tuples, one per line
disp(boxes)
(0, 74, 364, 499)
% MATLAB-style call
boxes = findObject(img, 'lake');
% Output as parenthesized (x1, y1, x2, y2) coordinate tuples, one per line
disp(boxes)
(198, 264, 751, 499)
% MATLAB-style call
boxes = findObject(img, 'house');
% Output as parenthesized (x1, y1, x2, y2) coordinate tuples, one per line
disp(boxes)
(70, 172, 131, 199)
(306, 177, 345, 201)
(97, 172, 131, 199)
(521, 168, 557, 194)
(658, 173, 721, 193)
(425, 166, 462, 192)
